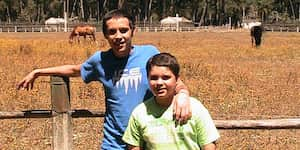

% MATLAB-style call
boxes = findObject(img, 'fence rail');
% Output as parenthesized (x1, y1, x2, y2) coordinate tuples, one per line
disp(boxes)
(1, 110, 299, 129)
(0, 109, 105, 119)
(1, 76, 299, 149)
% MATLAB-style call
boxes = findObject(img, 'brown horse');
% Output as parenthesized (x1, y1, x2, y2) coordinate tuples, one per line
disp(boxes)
(69, 25, 96, 44)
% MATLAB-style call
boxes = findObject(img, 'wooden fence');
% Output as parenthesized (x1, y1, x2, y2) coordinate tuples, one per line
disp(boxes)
(0, 76, 299, 149)
(0, 24, 300, 33)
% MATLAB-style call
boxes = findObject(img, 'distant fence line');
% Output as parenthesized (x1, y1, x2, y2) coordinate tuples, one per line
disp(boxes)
(0, 76, 300, 150)
(263, 24, 300, 32)
(0, 24, 299, 33)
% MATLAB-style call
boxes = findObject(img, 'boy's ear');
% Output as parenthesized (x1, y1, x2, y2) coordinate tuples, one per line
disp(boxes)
(176, 76, 180, 83)
(132, 27, 137, 36)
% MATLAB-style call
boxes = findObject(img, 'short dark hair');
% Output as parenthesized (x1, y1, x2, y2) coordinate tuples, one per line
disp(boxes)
(102, 9, 135, 36)
(146, 53, 180, 78)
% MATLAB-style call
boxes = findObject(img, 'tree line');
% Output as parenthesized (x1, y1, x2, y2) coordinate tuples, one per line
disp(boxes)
(0, 0, 299, 27)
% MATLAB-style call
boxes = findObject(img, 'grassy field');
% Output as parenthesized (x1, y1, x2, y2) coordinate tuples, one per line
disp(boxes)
(0, 31, 299, 149)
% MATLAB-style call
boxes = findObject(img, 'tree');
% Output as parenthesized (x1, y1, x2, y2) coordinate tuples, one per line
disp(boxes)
(256, 0, 274, 22)
(0, 0, 297, 25)
(80, 0, 84, 20)
(0, 0, 17, 23)
(288, 0, 296, 22)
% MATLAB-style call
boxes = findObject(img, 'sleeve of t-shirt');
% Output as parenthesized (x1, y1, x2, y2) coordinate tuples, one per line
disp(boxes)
(192, 98, 220, 147)
(143, 44, 160, 56)
(80, 51, 100, 83)
(122, 108, 144, 147)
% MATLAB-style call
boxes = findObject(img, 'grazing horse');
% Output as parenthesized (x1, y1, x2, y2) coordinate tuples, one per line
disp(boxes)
(69, 25, 96, 44)
(250, 25, 263, 47)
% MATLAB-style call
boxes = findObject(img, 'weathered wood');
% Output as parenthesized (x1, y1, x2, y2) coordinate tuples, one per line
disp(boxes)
(0, 110, 52, 119)
(52, 113, 72, 150)
(1, 110, 299, 129)
(51, 76, 70, 113)
(0, 109, 105, 119)
(70, 109, 105, 118)
(51, 76, 72, 150)
(215, 118, 300, 129)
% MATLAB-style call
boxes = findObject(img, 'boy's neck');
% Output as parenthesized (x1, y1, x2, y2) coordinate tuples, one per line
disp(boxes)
(154, 96, 174, 108)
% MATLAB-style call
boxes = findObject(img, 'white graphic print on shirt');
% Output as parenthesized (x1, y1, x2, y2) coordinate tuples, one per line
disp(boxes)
(113, 67, 142, 94)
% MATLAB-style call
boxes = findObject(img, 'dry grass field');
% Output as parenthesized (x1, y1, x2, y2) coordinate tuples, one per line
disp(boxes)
(0, 31, 299, 149)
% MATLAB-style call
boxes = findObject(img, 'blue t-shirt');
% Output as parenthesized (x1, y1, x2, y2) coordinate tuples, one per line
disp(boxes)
(81, 45, 159, 149)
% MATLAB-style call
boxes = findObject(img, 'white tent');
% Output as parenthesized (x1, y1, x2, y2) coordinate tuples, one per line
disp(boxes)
(45, 17, 65, 25)
(45, 17, 66, 32)
(160, 16, 192, 25)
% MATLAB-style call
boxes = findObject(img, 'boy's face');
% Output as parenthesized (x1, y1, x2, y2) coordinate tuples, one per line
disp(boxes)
(148, 66, 177, 106)
(105, 17, 135, 58)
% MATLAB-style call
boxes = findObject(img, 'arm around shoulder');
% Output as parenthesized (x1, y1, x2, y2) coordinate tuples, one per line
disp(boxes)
(128, 145, 142, 150)
(175, 77, 189, 95)
(173, 77, 191, 123)
(203, 142, 217, 150)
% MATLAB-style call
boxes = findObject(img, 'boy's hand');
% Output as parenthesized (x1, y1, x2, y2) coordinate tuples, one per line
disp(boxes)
(17, 71, 37, 90)
(173, 92, 191, 124)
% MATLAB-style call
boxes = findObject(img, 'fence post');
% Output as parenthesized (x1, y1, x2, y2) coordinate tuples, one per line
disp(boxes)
(51, 76, 72, 150)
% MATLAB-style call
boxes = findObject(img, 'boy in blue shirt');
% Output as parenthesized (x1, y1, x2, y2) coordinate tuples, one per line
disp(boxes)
(17, 9, 191, 149)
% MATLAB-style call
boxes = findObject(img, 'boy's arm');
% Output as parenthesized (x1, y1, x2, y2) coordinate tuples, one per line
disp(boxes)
(17, 64, 81, 90)
(173, 77, 191, 124)
(203, 142, 217, 150)
(128, 145, 142, 150)
(175, 78, 189, 95)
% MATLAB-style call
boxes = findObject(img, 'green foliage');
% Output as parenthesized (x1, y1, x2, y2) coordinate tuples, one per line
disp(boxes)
(0, 0, 299, 25)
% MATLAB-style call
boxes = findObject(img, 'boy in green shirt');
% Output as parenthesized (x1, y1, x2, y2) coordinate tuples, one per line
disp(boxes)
(123, 53, 220, 150)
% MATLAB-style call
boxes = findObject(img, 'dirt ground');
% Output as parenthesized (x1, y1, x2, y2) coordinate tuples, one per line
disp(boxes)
(0, 31, 299, 149)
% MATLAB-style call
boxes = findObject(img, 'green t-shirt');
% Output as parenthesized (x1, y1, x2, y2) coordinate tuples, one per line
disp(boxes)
(122, 97, 220, 150)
